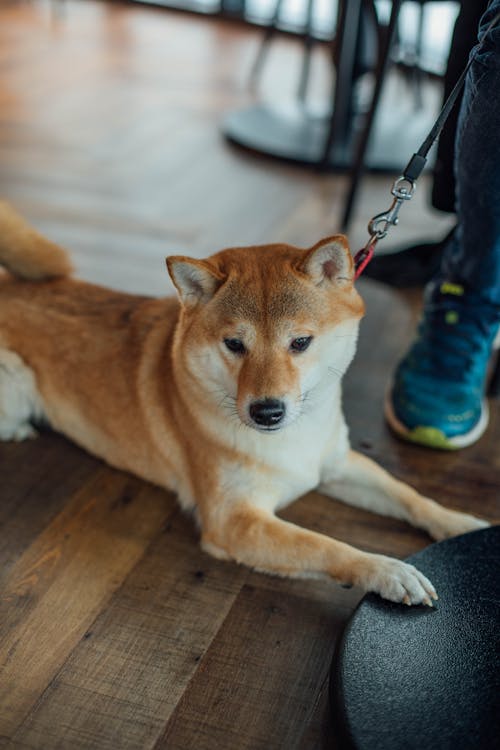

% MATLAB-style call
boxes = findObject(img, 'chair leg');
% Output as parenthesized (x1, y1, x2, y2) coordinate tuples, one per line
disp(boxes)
(249, 0, 285, 88)
(412, 3, 425, 111)
(297, 0, 316, 102)
(340, 0, 403, 232)
(320, 0, 363, 168)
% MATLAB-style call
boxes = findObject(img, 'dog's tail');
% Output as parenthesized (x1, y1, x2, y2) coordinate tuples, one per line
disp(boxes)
(0, 201, 73, 280)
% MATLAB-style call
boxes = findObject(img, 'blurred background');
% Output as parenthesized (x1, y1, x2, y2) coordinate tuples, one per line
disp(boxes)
(0, 0, 458, 295)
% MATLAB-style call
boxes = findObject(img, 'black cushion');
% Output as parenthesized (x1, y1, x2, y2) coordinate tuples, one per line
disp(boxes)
(331, 526, 500, 750)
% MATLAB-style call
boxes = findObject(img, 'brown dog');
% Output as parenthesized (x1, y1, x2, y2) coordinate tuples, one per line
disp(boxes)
(0, 202, 488, 605)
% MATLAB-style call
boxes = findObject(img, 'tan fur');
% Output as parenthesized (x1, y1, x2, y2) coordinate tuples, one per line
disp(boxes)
(0, 204, 488, 605)
(0, 202, 72, 280)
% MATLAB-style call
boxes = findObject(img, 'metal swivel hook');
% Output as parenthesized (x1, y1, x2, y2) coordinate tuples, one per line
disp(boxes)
(367, 177, 416, 240)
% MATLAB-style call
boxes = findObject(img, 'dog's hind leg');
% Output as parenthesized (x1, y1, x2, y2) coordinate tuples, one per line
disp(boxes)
(0, 349, 44, 441)
(319, 449, 489, 541)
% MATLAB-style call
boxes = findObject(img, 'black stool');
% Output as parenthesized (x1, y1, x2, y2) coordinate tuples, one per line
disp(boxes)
(330, 526, 500, 750)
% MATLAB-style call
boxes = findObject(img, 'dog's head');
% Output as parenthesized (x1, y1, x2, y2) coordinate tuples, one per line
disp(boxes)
(167, 237, 364, 432)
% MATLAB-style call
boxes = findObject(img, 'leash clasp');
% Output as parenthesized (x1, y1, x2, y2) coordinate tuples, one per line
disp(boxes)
(368, 176, 415, 240)
(354, 176, 416, 280)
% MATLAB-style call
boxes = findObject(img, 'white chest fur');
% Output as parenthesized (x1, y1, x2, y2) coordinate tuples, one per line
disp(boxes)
(215, 384, 349, 512)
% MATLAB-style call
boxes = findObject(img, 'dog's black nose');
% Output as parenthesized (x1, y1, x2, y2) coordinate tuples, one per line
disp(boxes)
(249, 398, 286, 427)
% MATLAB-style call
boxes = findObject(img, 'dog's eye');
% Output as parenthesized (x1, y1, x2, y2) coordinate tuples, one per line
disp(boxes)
(224, 338, 246, 355)
(290, 336, 313, 353)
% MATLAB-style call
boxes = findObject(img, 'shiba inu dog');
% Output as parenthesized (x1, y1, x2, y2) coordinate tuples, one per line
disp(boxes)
(0, 202, 488, 605)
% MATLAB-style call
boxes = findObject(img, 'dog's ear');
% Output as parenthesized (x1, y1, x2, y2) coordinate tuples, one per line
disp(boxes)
(166, 256, 224, 306)
(300, 236, 353, 286)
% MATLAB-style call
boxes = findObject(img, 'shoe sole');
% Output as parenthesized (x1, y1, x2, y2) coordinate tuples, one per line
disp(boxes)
(384, 392, 490, 450)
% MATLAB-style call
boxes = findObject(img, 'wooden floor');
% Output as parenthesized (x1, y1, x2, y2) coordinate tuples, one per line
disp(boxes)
(0, 2, 498, 748)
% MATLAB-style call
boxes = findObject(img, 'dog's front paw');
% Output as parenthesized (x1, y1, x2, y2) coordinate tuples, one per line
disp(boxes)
(352, 554, 438, 606)
(426, 507, 490, 542)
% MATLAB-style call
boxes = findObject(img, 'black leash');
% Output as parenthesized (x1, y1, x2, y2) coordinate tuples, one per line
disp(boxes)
(354, 7, 500, 280)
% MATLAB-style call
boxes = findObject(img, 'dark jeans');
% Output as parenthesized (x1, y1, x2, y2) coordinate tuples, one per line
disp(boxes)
(438, 0, 500, 306)
(432, 0, 490, 213)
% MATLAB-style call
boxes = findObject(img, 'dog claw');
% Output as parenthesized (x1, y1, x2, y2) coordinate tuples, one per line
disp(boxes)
(357, 554, 439, 607)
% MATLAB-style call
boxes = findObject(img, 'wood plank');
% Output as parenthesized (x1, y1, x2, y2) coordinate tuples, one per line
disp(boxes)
(0, 469, 175, 737)
(10, 511, 247, 749)
(157, 581, 359, 750)
(0, 433, 100, 585)
(296, 674, 337, 750)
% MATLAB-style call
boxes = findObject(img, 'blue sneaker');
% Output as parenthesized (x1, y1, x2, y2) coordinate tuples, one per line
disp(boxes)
(385, 281, 500, 449)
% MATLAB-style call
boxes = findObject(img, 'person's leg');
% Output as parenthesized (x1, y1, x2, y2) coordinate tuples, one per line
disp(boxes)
(441, 0, 500, 300)
(432, 0, 489, 213)
(386, 0, 500, 449)
(364, 0, 489, 288)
